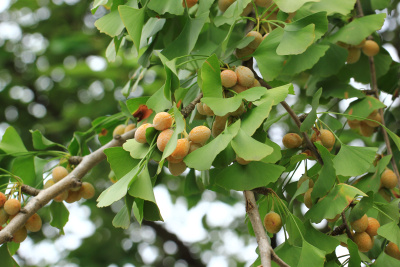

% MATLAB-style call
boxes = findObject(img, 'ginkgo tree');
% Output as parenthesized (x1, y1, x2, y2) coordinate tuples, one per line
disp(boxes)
(1, 0, 400, 266)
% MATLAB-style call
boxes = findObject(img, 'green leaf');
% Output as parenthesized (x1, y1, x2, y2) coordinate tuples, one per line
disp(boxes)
(214, 0, 251, 26)
(287, 12, 328, 41)
(119, 5, 145, 51)
(184, 120, 241, 171)
(146, 86, 172, 113)
(347, 239, 362, 267)
(112, 204, 131, 229)
(261, 138, 282, 163)
(97, 165, 139, 207)
(319, 114, 343, 131)
(161, 105, 185, 160)
(372, 250, 400, 266)
(297, 241, 326, 267)
(354, 155, 391, 194)
(147, 0, 184, 15)
(50, 201, 69, 233)
(377, 221, 400, 247)
(277, 24, 315, 56)
(305, 184, 367, 223)
(200, 54, 223, 98)
(123, 139, 151, 159)
(329, 13, 387, 45)
(94, 10, 124, 37)
(12, 156, 45, 188)
(159, 53, 180, 101)
(304, 221, 340, 253)
(306, 0, 357, 15)
(371, 0, 391, 10)
(280, 44, 329, 80)
(231, 129, 273, 161)
(286, 214, 306, 246)
(333, 145, 378, 177)
(201, 96, 242, 116)
(274, 0, 319, 13)
(0, 126, 27, 154)
(133, 198, 144, 225)
(311, 43, 348, 77)
(104, 147, 140, 178)
(128, 166, 162, 221)
(349, 192, 374, 222)
(253, 28, 286, 81)
(311, 143, 336, 201)
(162, 12, 209, 60)
(126, 97, 151, 115)
(375, 199, 400, 224)
(7, 242, 19, 256)
(253, 83, 293, 106)
(30, 130, 62, 150)
(345, 96, 386, 118)
(215, 161, 285, 191)
(300, 88, 322, 132)
(0, 244, 18, 267)
(184, 169, 202, 196)
(273, 243, 302, 267)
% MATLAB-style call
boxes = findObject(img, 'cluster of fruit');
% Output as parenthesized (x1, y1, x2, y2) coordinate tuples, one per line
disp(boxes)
(134, 112, 211, 176)
(282, 129, 336, 152)
(44, 166, 95, 203)
(236, 30, 266, 61)
(112, 123, 136, 137)
(342, 39, 380, 64)
(348, 109, 382, 137)
(349, 214, 380, 252)
(0, 192, 42, 243)
(263, 211, 282, 234)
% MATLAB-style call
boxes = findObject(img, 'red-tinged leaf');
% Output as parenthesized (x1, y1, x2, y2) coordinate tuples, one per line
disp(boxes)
(132, 105, 153, 122)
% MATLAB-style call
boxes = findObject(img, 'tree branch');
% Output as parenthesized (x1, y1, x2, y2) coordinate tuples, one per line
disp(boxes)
(356, 0, 400, 187)
(181, 93, 203, 118)
(341, 212, 353, 240)
(0, 130, 137, 244)
(244, 190, 289, 267)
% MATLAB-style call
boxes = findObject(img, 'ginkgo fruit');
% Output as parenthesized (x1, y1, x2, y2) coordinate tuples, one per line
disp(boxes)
(282, 133, 302, 149)
(221, 70, 238, 88)
(134, 123, 153, 143)
(25, 213, 42, 232)
(212, 115, 228, 137)
(44, 179, 55, 189)
(241, 3, 253, 16)
(362, 40, 380, 57)
(319, 129, 335, 148)
(188, 142, 202, 154)
(381, 169, 397, 189)
(231, 84, 248, 94)
(297, 174, 314, 189)
(304, 188, 313, 208)
(52, 166, 69, 183)
(189, 126, 211, 145)
(246, 31, 263, 50)
(0, 208, 9, 225)
(153, 112, 173, 131)
(202, 103, 215, 116)
(263, 212, 282, 234)
(385, 242, 400, 260)
(365, 217, 380, 237)
(353, 232, 374, 252)
(365, 111, 382, 128)
(124, 123, 136, 133)
(65, 190, 82, 203)
(182, 0, 198, 8)
(196, 102, 206, 115)
(254, 0, 273, 8)
(351, 214, 369, 233)
(171, 138, 190, 159)
(346, 47, 361, 64)
(235, 66, 255, 87)
(112, 124, 126, 137)
(4, 199, 21, 216)
(79, 182, 95, 199)
(168, 161, 187, 176)
(0, 192, 6, 207)
(54, 191, 68, 202)
(230, 102, 246, 117)
(157, 129, 174, 152)
(235, 46, 255, 61)
(12, 227, 27, 243)
(359, 121, 375, 137)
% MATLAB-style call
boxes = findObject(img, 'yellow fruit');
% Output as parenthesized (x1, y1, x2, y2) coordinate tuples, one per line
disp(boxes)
(79, 182, 95, 199)
(235, 46, 255, 61)
(0, 192, 6, 207)
(304, 188, 313, 209)
(353, 232, 373, 252)
(25, 213, 42, 232)
(263, 212, 282, 234)
(65, 190, 81, 203)
(189, 126, 211, 145)
(362, 40, 380, 57)
(351, 214, 369, 233)
(254, 0, 273, 8)
(347, 47, 361, 64)
(221, 70, 238, 88)
(4, 199, 21, 216)
(202, 103, 215, 116)
(319, 129, 335, 148)
(231, 84, 248, 94)
(12, 227, 27, 243)
(112, 124, 126, 137)
(196, 102, 206, 115)
(282, 133, 302, 149)
(54, 190, 68, 202)
(365, 217, 380, 237)
(153, 112, 173, 131)
(218, 0, 235, 12)
(381, 169, 397, 189)
(246, 31, 263, 50)
(297, 174, 314, 189)
(157, 129, 174, 152)
(235, 66, 255, 87)
(359, 121, 375, 137)
(354, 39, 366, 48)
(171, 139, 190, 159)
(124, 123, 136, 133)
(182, 0, 198, 8)
(188, 141, 202, 154)
(241, 3, 252, 16)
(168, 161, 187, 176)
(134, 123, 153, 144)
(52, 166, 69, 183)
(365, 112, 382, 128)
(348, 119, 360, 130)
(385, 242, 400, 260)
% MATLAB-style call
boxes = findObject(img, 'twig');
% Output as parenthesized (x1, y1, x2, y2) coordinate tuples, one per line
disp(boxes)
(330, 223, 347, 236)
(252, 187, 274, 196)
(244, 190, 289, 267)
(20, 185, 40, 197)
(356, 0, 400, 187)
(341, 212, 353, 240)
(181, 93, 203, 118)
(0, 130, 137, 244)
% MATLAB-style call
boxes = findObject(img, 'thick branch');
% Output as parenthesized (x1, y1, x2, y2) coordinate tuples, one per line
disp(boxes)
(0, 130, 137, 244)
(181, 93, 203, 118)
(244, 190, 289, 267)
(21, 185, 40, 197)
(356, 0, 400, 186)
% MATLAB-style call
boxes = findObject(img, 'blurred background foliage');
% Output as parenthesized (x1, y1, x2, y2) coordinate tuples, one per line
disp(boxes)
(1, 0, 400, 266)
